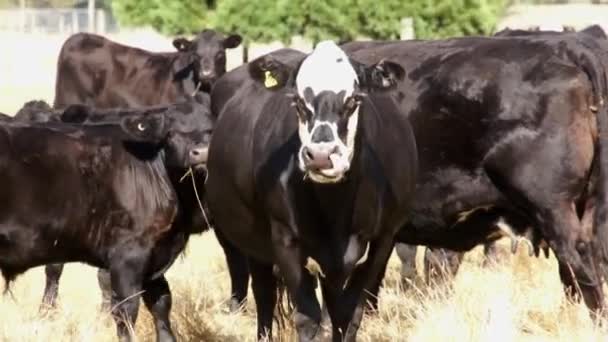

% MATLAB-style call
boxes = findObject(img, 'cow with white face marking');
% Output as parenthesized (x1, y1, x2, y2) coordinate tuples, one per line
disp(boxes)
(293, 43, 362, 183)
(207, 43, 417, 341)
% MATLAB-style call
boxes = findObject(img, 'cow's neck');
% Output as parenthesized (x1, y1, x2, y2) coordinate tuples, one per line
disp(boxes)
(178, 71, 212, 96)
(299, 133, 379, 273)
(167, 167, 210, 235)
(180, 74, 200, 96)
(118, 147, 177, 216)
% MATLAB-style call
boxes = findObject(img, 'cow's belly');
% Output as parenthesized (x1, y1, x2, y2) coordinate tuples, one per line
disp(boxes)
(397, 166, 518, 249)
(411, 166, 506, 224)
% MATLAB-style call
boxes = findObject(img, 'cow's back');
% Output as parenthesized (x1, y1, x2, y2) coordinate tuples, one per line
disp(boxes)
(54, 33, 180, 109)
(0, 124, 177, 259)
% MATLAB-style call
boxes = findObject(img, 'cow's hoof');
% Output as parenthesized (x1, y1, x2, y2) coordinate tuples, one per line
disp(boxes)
(100, 300, 112, 313)
(38, 303, 59, 318)
(224, 297, 245, 313)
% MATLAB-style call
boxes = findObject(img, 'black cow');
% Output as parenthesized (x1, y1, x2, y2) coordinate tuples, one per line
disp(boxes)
(207, 43, 417, 341)
(35, 94, 221, 313)
(494, 24, 607, 39)
(0, 102, 210, 341)
(48, 30, 250, 312)
(341, 33, 608, 314)
(380, 24, 608, 290)
(53, 29, 242, 109)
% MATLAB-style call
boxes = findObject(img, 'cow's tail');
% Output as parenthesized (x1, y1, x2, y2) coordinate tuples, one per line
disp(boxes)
(575, 37, 608, 279)
(593, 74, 608, 280)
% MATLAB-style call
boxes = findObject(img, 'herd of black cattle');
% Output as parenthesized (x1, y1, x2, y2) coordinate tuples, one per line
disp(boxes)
(1, 24, 608, 341)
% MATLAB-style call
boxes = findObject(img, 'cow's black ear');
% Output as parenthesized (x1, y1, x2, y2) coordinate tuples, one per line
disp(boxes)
(61, 104, 91, 124)
(223, 34, 242, 49)
(248, 55, 291, 90)
(120, 114, 168, 142)
(356, 59, 405, 92)
(173, 38, 192, 51)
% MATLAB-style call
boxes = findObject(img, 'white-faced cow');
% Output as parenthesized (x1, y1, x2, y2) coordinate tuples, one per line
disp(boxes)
(207, 42, 417, 341)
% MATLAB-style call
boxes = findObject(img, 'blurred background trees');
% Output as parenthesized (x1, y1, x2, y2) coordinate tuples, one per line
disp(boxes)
(106, 0, 508, 41)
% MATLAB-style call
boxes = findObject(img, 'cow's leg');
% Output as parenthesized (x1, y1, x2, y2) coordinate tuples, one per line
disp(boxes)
(322, 235, 394, 342)
(271, 221, 321, 342)
(579, 195, 607, 285)
(97, 268, 113, 312)
(482, 241, 499, 267)
(320, 297, 330, 328)
(312, 276, 330, 328)
(424, 248, 464, 286)
(40, 263, 64, 310)
(214, 228, 250, 312)
(109, 251, 146, 342)
(482, 71, 603, 313)
(487, 166, 603, 312)
(248, 258, 277, 341)
(365, 257, 388, 314)
(394, 243, 417, 291)
(548, 205, 603, 311)
(142, 276, 176, 342)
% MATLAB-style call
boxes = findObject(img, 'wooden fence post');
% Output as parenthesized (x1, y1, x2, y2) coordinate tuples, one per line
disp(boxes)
(88, 0, 96, 32)
(400, 17, 414, 40)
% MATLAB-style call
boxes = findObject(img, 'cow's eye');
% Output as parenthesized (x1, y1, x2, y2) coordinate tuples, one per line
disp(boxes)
(216, 53, 226, 61)
(137, 122, 147, 131)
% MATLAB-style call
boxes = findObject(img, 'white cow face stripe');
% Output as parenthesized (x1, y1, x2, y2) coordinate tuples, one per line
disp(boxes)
(296, 41, 359, 99)
(292, 41, 362, 183)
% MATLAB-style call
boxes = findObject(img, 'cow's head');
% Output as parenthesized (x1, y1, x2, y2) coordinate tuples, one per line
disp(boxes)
(64, 94, 214, 171)
(248, 41, 404, 183)
(162, 93, 214, 171)
(173, 29, 242, 90)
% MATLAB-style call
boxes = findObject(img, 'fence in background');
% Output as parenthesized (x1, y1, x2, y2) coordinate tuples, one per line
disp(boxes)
(0, 8, 116, 34)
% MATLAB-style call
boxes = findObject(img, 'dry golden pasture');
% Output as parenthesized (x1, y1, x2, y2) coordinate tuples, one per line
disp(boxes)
(0, 234, 606, 342)
(1, 31, 607, 342)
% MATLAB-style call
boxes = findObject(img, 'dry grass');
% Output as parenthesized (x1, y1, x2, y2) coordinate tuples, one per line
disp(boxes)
(1, 234, 606, 342)
(1, 30, 608, 342)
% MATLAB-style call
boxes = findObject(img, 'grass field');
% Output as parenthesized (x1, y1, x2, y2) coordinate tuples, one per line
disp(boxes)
(1, 31, 608, 342)
(0, 234, 606, 342)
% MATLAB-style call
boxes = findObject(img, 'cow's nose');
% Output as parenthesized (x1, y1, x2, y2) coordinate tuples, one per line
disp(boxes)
(189, 146, 209, 166)
(201, 69, 213, 76)
(302, 145, 338, 171)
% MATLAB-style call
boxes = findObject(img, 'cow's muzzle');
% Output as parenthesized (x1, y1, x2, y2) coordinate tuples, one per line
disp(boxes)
(199, 70, 217, 85)
(189, 145, 209, 169)
(300, 143, 350, 182)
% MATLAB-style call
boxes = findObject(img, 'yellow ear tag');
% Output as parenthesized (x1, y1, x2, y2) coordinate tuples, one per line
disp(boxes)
(264, 70, 278, 88)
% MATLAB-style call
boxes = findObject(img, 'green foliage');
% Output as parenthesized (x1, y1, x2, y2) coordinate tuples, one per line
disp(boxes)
(107, 0, 507, 40)
(212, 0, 295, 44)
(213, 0, 358, 44)
(286, 0, 359, 43)
(214, 0, 507, 43)
(410, 0, 508, 39)
(354, 0, 413, 40)
(354, 0, 507, 40)
(111, 0, 210, 36)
